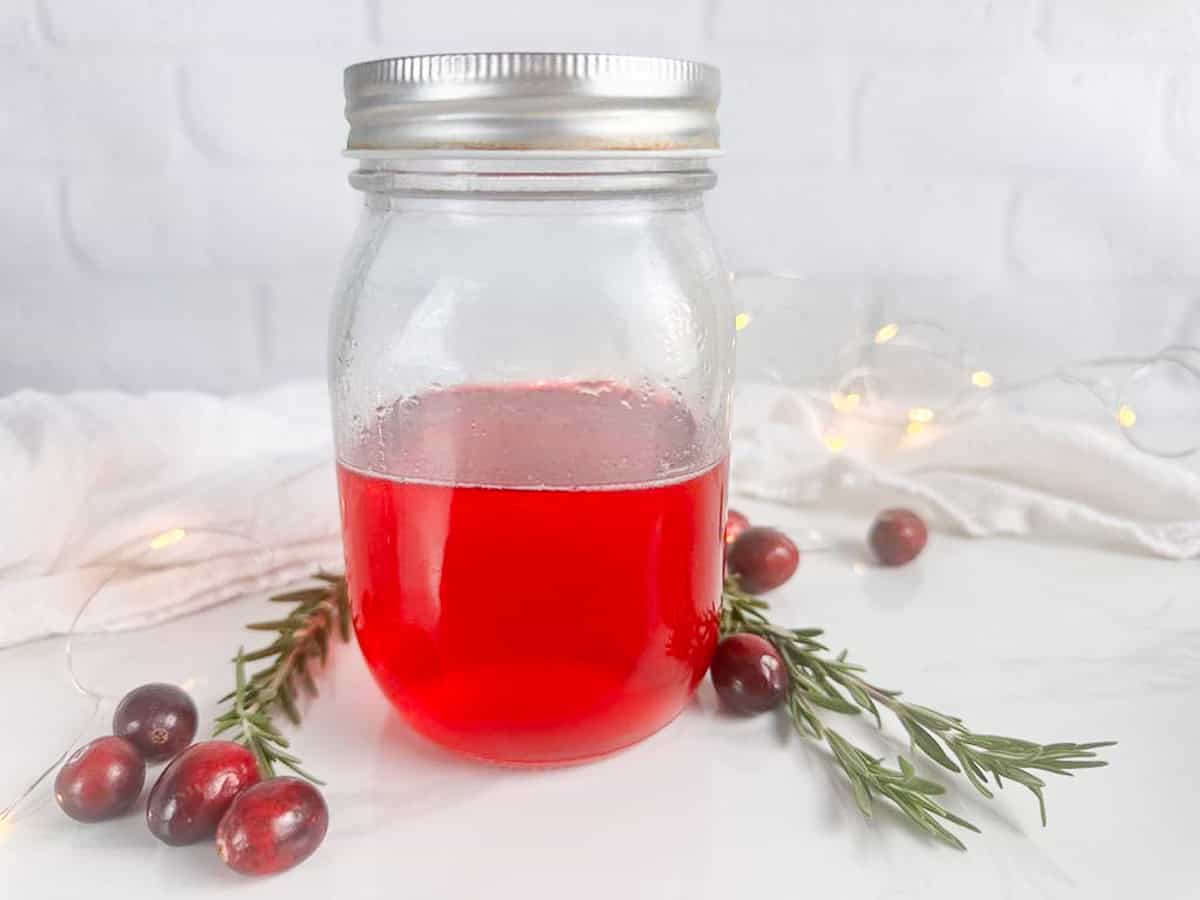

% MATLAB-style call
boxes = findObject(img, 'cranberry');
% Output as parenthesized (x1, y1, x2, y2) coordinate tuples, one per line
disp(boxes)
(55, 736, 145, 822)
(724, 509, 750, 546)
(146, 741, 260, 845)
(216, 778, 329, 876)
(710, 634, 788, 714)
(869, 508, 928, 566)
(726, 526, 799, 593)
(113, 683, 198, 763)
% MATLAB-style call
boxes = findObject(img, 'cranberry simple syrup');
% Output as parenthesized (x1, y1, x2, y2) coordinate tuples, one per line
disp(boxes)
(337, 382, 726, 765)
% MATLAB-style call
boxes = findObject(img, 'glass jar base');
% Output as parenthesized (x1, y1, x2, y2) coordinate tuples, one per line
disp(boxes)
(362, 655, 704, 768)
(393, 693, 693, 769)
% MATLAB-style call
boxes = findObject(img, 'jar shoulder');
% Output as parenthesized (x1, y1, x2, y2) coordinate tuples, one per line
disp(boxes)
(331, 202, 733, 382)
(328, 199, 735, 474)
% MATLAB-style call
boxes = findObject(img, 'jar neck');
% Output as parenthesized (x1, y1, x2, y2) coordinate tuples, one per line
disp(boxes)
(347, 151, 718, 198)
(363, 192, 706, 215)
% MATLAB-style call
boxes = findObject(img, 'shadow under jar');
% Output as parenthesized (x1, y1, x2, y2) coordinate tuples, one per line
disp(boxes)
(331, 53, 735, 766)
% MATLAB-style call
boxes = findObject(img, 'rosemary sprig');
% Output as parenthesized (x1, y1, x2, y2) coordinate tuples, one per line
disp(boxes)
(213, 573, 352, 783)
(720, 576, 1115, 850)
(210, 567, 1111, 844)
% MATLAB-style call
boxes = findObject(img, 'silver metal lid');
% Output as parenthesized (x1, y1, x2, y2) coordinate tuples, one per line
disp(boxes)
(344, 53, 720, 153)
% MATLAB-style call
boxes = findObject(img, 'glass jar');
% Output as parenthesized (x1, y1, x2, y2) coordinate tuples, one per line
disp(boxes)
(331, 53, 734, 765)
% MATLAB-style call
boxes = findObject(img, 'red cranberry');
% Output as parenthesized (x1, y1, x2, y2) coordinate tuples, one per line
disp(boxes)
(55, 736, 145, 822)
(113, 683, 198, 763)
(724, 509, 750, 546)
(146, 741, 260, 845)
(217, 778, 329, 876)
(869, 508, 928, 566)
(710, 634, 788, 714)
(726, 526, 799, 593)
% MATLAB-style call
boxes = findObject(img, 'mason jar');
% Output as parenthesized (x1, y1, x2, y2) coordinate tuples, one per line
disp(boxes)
(331, 53, 734, 765)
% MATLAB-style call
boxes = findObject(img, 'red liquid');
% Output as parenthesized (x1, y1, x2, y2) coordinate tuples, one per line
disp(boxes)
(337, 383, 726, 765)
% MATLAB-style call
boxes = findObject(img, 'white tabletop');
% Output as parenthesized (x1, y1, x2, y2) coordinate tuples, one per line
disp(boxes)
(2, 500, 1196, 899)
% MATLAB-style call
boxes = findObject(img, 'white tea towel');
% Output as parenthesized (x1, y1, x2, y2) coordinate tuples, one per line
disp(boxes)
(0, 381, 341, 648)
(732, 384, 1200, 559)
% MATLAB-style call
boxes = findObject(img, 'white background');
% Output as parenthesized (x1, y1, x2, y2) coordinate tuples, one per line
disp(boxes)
(3, 0, 1200, 393)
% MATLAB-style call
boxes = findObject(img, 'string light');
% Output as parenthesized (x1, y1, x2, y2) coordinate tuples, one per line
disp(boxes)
(907, 407, 935, 424)
(148, 528, 187, 551)
(830, 391, 861, 413)
(824, 433, 849, 453)
(735, 272, 1200, 456)
(735, 312, 752, 331)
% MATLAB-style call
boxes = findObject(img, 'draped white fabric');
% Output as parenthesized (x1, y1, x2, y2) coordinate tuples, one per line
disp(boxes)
(2, 379, 1197, 649)
(0, 382, 340, 648)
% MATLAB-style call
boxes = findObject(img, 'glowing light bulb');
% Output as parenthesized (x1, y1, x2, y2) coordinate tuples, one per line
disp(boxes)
(149, 528, 186, 551)
(907, 407, 935, 424)
(905, 421, 927, 436)
(734, 312, 752, 331)
(824, 433, 849, 453)
(971, 370, 994, 389)
(830, 391, 861, 413)
(874, 323, 899, 344)
(1116, 405, 1137, 429)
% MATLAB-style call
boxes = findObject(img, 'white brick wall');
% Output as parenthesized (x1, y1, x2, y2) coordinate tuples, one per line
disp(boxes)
(0, 60, 172, 167)
(713, 52, 848, 167)
(1043, 0, 1200, 55)
(1, 0, 1197, 393)
(1012, 179, 1200, 280)
(1170, 70, 1200, 165)
(2, 176, 63, 272)
(180, 60, 347, 163)
(377, 0, 708, 58)
(860, 63, 1160, 175)
(41, 0, 372, 48)
(712, 172, 1007, 279)
(3, 278, 261, 390)
(710, 0, 1035, 52)
(0, 1, 35, 48)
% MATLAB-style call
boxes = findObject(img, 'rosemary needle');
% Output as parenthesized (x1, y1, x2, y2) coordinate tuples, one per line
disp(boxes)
(213, 574, 352, 783)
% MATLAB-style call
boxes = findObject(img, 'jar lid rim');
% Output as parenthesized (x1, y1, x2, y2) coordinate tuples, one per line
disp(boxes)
(344, 148, 724, 160)
(345, 52, 720, 86)
(344, 52, 721, 153)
